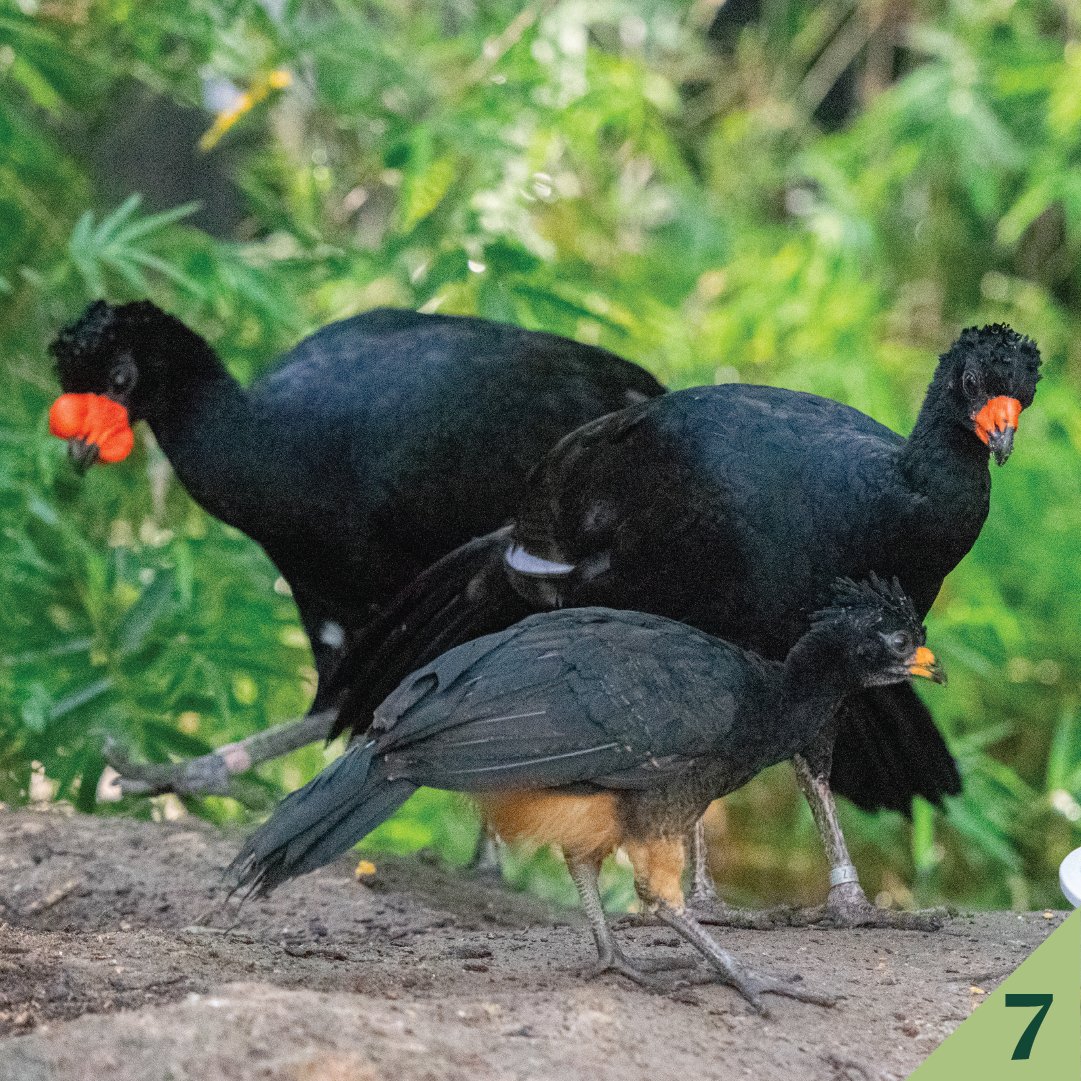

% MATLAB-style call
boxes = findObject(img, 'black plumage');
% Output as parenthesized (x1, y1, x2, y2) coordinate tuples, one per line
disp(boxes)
(50, 301, 663, 698)
(327, 323, 1040, 921)
(232, 578, 940, 1009)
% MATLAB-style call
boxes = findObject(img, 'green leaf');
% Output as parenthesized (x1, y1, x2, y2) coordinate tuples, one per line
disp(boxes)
(400, 155, 458, 230)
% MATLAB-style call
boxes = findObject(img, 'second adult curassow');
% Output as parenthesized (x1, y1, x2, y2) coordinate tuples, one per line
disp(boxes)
(232, 576, 943, 1013)
(47, 301, 663, 721)
(327, 322, 1041, 925)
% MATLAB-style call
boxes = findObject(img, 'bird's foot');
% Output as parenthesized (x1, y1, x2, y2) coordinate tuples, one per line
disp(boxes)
(98, 711, 333, 804)
(653, 904, 836, 1016)
(582, 949, 695, 991)
(695, 884, 946, 932)
(714, 964, 838, 1017)
(689, 899, 803, 930)
(582, 955, 672, 992)
(796, 882, 947, 931)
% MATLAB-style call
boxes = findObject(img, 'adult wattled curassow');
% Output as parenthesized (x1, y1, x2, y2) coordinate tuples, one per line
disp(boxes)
(47, 301, 664, 720)
(232, 577, 943, 1012)
(326, 323, 1041, 926)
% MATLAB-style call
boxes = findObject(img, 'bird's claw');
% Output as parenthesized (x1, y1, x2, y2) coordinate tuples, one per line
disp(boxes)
(691, 886, 946, 932)
(690, 900, 802, 930)
(734, 972, 838, 1016)
(676, 957, 836, 1014)
(582, 950, 696, 991)
(582, 956, 673, 992)
(811, 903, 946, 931)
(803, 883, 947, 931)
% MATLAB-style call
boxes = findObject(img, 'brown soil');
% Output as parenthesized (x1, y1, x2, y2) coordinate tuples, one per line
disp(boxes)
(0, 806, 1063, 1081)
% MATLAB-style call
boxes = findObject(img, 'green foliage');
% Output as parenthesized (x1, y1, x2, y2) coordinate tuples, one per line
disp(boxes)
(2, 0, 1081, 910)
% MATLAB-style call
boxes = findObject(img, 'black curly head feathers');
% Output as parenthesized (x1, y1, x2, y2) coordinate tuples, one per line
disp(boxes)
(940, 323, 1042, 408)
(814, 574, 921, 636)
(50, 300, 222, 420)
(51, 300, 160, 382)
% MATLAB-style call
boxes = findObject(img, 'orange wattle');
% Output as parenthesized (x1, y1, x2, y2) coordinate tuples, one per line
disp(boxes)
(48, 393, 134, 464)
(973, 395, 1022, 445)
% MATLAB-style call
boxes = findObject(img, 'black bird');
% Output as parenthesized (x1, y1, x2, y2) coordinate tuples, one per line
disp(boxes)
(48, 300, 663, 714)
(327, 323, 1041, 925)
(232, 577, 943, 1011)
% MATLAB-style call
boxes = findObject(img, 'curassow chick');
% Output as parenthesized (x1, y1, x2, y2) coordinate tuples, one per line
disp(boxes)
(231, 576, 943, 1013)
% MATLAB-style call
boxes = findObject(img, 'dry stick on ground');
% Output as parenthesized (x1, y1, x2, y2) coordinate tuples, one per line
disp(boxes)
(20, 878, 85, 917)
(101, 710, 335, 801)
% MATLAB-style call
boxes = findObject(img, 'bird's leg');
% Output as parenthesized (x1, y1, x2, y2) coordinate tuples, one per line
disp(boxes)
(624, 835, 834, 1014)
(99, 710, 335, 804)
(687, 816, 720, 906)
(467, 818, 504, 876)
(685, 814, 781, 928)
(568, 857, 693, 990)
(684, 814, 801, 931)
(652, 904, 836, 1015)
(790, 734, 944, 931)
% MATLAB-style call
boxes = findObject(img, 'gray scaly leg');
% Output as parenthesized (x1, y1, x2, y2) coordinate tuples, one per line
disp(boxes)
(791, 737, 945, 931)
(687, 816, 720, 906)
(468, 819, 504, 875)
(568, 859, 693, 989)
(653, 903, 836, 1015)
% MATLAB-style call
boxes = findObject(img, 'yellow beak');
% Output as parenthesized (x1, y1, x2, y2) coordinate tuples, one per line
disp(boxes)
(909, 645, 946, 684)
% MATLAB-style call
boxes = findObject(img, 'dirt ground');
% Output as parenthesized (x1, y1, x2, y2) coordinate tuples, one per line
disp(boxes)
(0, 806, 1064, 1081)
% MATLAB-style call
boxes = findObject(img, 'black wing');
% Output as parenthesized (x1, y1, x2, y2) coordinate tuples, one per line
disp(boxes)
(372, 608, 750, 794)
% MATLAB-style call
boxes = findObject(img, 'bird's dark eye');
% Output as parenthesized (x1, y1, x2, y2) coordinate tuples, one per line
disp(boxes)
(887, 631, 911, 655)
(109, 359, 136, 394)
(961, 369, 979, 398)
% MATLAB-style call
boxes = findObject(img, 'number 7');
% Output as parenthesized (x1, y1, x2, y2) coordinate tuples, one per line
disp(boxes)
(1005, 993, 1054, 1060)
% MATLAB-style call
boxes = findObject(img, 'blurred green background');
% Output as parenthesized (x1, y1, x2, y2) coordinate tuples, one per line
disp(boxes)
(2, 0, 1080, 913)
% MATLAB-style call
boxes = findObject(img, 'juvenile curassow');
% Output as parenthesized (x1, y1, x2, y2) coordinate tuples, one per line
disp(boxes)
(232, 577, 943, 1012)
(47, 302, 663, 721)
(327, 323, 1041, 925)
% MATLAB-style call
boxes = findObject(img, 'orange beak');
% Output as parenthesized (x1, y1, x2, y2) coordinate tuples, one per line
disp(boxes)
(972, 396, 1022, 465)
(909, 645, 946, 684)
(49, 393, 135, 472)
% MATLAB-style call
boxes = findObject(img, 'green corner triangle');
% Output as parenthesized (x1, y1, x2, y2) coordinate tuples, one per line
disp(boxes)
(908, 910, 1080, 1079)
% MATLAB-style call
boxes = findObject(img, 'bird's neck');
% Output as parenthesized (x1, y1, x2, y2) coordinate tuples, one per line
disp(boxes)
(143, 340, 267, 530)
(899, 372, 990, 500)
(777, 629, 855, 738)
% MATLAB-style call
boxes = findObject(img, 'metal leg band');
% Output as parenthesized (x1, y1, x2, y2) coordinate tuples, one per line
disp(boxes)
(829, 863, 859, 888)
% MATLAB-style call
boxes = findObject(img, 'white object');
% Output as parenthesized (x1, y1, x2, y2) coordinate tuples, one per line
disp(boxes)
(1058, 847, 1081, 907)
(505, 544, 575, 577)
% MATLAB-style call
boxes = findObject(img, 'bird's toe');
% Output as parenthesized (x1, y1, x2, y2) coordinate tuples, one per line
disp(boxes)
(816, 898, 946, 931)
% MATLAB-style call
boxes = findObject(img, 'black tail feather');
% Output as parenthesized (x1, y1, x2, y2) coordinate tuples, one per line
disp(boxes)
(326, 528, 533, 741)
(229, 743, 416, 896)
(831, 682, 961, 816)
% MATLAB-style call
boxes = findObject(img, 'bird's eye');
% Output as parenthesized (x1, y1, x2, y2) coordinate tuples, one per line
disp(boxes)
(887, 631, 911, 655)
(961, 369, 979, 398)
(109, 360, 135, 394)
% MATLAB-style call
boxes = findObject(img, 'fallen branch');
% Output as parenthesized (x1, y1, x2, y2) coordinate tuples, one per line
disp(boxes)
(19, 877, 84, 917)
(99, 710, 335, 802)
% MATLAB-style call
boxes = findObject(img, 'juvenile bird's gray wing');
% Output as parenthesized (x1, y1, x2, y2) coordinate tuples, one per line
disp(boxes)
(372, 608, 748, 794)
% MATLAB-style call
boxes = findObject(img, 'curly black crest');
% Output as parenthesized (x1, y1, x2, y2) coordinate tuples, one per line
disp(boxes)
(946, 323, 1042, 389)
(50, 299, 164, 383)
(51, 300, 114, 379)
(813, 573, 919, 631)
